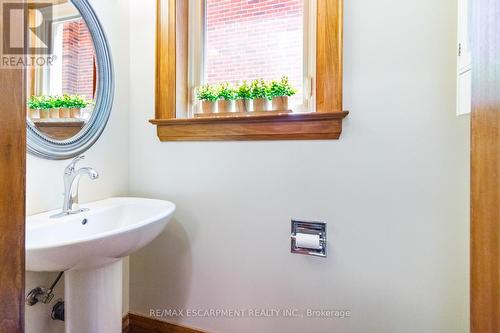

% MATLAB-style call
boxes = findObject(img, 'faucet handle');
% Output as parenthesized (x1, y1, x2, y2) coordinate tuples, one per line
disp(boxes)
(64, 155, 85, 175)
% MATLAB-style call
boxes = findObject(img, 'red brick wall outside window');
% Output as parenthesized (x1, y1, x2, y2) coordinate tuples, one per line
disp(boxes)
(205, 0, 304, 106)
(61, 19, 95, 100)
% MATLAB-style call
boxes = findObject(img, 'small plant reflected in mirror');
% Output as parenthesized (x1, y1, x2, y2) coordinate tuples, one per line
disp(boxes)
(27, 95, 93, 119)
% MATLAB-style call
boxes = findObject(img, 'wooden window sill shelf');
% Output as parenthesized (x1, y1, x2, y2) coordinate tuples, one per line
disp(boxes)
(150, 111, 349, 141)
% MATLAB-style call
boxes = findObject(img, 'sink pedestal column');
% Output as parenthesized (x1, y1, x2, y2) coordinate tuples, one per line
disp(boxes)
(65, 260, 123, 333)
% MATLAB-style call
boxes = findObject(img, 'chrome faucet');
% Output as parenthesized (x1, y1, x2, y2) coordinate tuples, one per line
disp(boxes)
(51, 156, 99, 218)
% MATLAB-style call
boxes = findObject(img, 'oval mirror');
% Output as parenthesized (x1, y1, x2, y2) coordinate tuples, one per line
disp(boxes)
(26, 0, 113, 160)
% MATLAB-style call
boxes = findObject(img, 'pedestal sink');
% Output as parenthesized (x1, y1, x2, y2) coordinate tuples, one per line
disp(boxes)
(26, 197, 176, 333)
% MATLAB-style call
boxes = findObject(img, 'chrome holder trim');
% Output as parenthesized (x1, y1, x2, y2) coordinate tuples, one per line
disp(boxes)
(291, 220, 327, 257)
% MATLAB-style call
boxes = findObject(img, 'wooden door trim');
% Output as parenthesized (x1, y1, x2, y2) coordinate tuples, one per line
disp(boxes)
(0, 1, 26, 331)
(0, 68, 26, 332)
(470, 0, 500, 331)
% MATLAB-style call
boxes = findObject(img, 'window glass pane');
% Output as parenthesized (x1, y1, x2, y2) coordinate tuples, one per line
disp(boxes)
(50, 19, 95, 100)
(49, 23, 64, 95)
(205, 0, 304, 108)
(61, 19, 95, 99)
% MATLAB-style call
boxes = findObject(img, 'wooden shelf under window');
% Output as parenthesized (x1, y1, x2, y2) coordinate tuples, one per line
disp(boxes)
(32, 118, 86, 140)
(150, 111, 349, 141)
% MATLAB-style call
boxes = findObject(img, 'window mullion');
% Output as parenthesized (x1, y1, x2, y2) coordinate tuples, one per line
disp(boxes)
(187, 0, 205, 117)
(304, 0, 317, 113)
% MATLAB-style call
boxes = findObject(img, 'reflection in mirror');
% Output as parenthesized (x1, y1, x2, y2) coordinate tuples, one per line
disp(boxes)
(27, 1, 97, 140)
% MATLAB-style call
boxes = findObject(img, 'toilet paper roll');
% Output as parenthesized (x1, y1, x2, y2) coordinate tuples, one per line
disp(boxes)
(295, 233, 322, 250)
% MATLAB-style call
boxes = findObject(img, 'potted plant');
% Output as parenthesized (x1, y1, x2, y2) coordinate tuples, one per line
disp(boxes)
(46, 96, 59, 119)
(27, 96, 55, 119)
(49, 95, 69, 118)
(268, 76, 296, 111)
(251, 79, 270, 112)
(196, 84, 218, 113)
(236, 81, 253, 112)
(70, 95, 91, 118)
(27, 96, 42, 119)
(40, 96, 52, 119)
(28, 96, 52, 119)
(57, 95, 71, 118)
(217, 82, 237, 113)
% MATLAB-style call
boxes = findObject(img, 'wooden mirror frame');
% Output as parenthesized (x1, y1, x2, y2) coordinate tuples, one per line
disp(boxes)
(151, 0, 349, 141)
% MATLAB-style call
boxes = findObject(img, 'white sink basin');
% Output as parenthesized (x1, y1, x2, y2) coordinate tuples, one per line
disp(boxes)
(26, 197, 176, 332)
(26, 197, 176, 271)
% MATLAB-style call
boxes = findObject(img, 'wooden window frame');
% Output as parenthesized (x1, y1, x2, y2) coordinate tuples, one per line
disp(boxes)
(151, 0, 348, 141)
(188, 0, 316, 114)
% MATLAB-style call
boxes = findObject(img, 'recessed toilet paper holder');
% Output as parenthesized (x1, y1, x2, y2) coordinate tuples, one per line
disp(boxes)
(291, 220, 327, 257)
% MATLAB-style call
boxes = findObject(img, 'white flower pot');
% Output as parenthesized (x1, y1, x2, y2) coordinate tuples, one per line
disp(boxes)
(49, 108, 60, 119)
(70, 108, 82, 118)
(218, 99, 236, 113)
(236, 99, 252, 112)
(201, 101, 217, 113)
(29, 109, 40, 119)
(253, 98, 270, 111)
(59, 108, 71, 118)
(272, 96, 289, 111)
(39, 109, 50, 119)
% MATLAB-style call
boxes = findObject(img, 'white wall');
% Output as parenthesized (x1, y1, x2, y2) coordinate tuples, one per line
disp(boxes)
(25, 0, 130, 332)
(128, 0, 470, 333)
(24, 0, 470, 331)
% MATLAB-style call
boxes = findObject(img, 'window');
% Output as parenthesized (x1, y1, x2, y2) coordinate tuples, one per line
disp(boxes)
(50, 18, 95, 100)
(30, 16, 96, 101)
(153, 0, 347, 141)
(189, 0, 314, 114)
